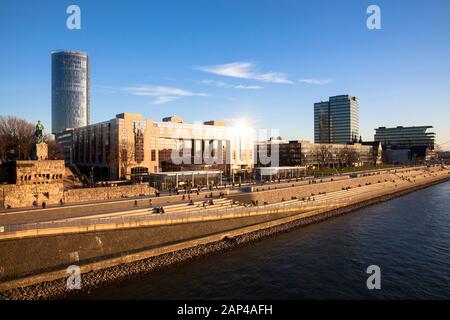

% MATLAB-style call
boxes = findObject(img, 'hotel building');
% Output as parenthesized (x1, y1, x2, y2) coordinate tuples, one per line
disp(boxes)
(57, 113, 255, 181)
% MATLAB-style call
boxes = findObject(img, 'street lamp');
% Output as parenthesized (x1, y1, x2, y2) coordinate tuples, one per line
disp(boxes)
(90, 166, 94, 187)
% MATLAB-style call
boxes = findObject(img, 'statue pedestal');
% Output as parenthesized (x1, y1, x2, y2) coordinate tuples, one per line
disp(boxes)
(33, 143, 48, 160)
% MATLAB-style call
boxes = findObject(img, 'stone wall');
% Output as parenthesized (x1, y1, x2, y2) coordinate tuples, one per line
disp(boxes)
(0, 183, 64, 209)
(14, 160, 65, 185)
(63, 184, 157, 203)
(0, 184, 157, 209)
(0, 210, 296, 281)
(0, 160, 67, 208)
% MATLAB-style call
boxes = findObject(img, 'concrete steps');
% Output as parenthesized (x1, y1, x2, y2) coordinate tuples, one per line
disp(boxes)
(161, 198, 233, 213)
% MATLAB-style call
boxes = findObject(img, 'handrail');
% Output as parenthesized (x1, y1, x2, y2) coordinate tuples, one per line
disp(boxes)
(1, 172, 447, 235)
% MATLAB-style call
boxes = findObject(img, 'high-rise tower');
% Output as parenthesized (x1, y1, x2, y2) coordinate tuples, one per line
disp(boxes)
(51, 50, 90, 134)
(314, 95, 359, 144)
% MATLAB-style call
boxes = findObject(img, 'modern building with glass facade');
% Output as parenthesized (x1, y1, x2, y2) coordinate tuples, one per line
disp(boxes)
(314, 95, 359, 144)
(51, 50, 90, 134)
(374, 126, 436, 163)
(256, 139, 378, 168)
(374, 126, 435, 149)
(56, 113, 255, 181)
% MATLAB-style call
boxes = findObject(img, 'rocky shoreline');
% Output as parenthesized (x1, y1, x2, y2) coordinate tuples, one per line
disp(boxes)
(1, 176, 449, 300)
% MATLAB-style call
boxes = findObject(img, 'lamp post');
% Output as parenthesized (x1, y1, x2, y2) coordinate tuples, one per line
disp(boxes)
(90, 166, 94, 187)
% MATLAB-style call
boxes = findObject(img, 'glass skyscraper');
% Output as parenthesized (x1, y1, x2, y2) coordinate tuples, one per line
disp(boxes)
(51, 50, 90, 134)
(314, 95, 359, 144)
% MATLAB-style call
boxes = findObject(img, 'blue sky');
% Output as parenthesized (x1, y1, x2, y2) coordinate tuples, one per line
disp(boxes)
(1, 0, 450, 147)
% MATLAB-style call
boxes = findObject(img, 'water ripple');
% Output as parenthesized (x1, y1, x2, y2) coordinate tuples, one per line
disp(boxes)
(85, 181, 450, 300)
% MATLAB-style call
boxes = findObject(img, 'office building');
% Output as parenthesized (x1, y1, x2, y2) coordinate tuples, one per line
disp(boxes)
(314, 95, 359, 144)
(374, 126, 435, 149)
(256, 139, 376, 168)
(51, 50, 90, 134)
(374, 126, 436, 163)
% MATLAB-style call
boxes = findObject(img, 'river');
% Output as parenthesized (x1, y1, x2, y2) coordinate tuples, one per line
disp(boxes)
(83, 181, 450, 299)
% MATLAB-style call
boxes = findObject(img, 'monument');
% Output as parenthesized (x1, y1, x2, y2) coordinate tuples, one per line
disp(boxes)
(0, 121, 67, 208)
(33, 120, 48, 160)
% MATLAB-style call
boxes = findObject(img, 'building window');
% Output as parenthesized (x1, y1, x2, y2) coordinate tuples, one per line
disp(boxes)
(135, 129, 144, 163)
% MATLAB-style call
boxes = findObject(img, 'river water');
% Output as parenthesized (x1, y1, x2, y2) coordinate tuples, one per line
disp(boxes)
(84, 181, 450, 299)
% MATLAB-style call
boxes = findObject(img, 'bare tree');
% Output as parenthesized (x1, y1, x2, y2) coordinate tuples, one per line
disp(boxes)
(119, 143, 135, 179)
(314, 144, 332, 168)
(336, 147, 347, 169)
(46, 136, 65, 160)
(0, 116, 36, 161)
(348, 149, 359, 166)
(337, 146, 359, 167)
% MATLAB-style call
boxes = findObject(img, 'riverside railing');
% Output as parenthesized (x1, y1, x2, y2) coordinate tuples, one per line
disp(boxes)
(2, 197, 349, 233)
(1, 179, 420, 235)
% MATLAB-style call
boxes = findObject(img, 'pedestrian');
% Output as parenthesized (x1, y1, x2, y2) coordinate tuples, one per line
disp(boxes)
(42, 202, 46, 209)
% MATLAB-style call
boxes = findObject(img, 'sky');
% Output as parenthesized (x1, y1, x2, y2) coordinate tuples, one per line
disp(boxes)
(1, 0, 450, 148)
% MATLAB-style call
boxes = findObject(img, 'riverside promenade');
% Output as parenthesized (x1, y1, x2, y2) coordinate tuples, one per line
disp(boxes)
(0, 166, 449, 299)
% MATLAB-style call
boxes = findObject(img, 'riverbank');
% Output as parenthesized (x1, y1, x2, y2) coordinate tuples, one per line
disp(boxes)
(84, 178, 450, 300)
(1, 168, 448, 300)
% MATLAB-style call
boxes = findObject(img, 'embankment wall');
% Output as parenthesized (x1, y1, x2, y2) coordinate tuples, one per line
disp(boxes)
(0, 209, 295, 282)
(229, 173, 394, 204)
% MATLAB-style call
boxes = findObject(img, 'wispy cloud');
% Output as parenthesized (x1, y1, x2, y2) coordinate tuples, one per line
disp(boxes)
(94, 85, 117, 94)
(234, 84, 263, 90)
(196, 62, 292, 84)
(298, 79, 332, 85)
(201, 79, 263, 90)
(122, 85, 208, 105)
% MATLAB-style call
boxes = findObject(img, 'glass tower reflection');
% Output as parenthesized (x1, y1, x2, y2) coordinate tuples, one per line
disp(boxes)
(51, 50, 90, 134)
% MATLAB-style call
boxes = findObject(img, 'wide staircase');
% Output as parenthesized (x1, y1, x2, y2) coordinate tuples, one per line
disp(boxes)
(161, 198, 238, 214)
(63, 166, 83, 190)
(66, 164, 89, 188)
